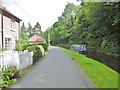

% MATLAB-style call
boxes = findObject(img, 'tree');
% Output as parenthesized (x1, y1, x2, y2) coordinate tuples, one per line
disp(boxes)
(44, 2, 120, 54)
(20, 22, 26, 33)
(34, 22, 41, 34)
(27, 23, 33, 37)
(19, 23, 29, 44)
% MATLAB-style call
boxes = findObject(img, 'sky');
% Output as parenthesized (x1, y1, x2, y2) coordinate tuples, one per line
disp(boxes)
(3, 0, 80, 31)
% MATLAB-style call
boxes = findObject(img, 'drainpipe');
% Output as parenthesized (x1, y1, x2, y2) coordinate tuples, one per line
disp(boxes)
(1, 9, 3, 48)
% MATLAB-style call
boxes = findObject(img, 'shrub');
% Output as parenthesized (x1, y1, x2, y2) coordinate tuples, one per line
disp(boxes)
(23, 43, 48, 51)
(0, 66, 20, 88)
(26, 45, 43, 63)
(29, 43, 48, 51)
(37, 45, 45, 56)
(8, 66, 20, 79)
(38, 43, 48, 51)
(21, 44, 31, 51)
(15, 44, 25, 51)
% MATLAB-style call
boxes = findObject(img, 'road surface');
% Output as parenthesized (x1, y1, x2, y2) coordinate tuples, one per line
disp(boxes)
(10, 46, 94, 88)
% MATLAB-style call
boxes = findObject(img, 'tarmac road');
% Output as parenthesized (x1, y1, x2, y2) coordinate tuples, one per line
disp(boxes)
(9, 46, 94, 88)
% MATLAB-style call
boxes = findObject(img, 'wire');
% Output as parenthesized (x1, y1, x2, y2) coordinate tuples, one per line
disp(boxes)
(8, 0, 36, 21)
(13, 0, 34, 20)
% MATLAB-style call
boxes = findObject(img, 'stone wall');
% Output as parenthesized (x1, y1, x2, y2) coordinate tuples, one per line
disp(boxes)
(87, 50, 119, 73)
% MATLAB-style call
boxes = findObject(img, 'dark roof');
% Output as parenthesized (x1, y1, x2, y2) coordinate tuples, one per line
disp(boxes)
(0, 7, 22, 22)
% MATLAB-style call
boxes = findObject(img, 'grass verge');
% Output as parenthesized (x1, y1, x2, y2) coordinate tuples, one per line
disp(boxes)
(63, 48, 119, 88)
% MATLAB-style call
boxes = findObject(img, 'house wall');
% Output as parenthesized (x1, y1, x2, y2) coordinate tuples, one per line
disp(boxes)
(3, 15, 20, 50)
(0, 0, 3, 8)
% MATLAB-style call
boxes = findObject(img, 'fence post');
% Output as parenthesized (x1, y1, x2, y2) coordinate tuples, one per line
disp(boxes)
(0, 51, 3, 70)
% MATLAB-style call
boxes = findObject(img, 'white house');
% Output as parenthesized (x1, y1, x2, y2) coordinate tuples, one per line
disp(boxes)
(0, 0, 21, 50)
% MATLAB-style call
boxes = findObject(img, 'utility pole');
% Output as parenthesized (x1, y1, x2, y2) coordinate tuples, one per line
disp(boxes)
(48, 31, 50, 47)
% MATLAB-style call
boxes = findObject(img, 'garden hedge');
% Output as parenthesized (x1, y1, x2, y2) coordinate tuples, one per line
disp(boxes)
(26, 45, 44, 63)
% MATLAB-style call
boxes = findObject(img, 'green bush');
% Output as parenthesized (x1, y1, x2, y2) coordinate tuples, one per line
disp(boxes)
(0, 66, 20, 88)
(15, 40, 27, 51)
(22, 43, 48, 51)
(37, 45, 45, 56)
(26, 45, 43, 63)
(38, 43, 48, 51)
(40, 44, 48, 51)
(21, 44, 32, 51)
(21, 43, 47, 63)
(15, 44, 25, 51)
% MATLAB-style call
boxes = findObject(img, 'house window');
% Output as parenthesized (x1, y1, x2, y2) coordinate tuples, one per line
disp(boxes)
(5, 38, 12, 50)
(11, 19, 15, 29)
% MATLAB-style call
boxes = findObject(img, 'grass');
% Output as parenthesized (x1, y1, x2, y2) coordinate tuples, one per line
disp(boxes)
(63, 48, 119, 88)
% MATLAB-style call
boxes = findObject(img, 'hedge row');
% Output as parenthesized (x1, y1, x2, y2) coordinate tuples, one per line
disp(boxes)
(15, 43, 48, 51)
(15, 43, 48, 64)
(26, 45, 41, 63)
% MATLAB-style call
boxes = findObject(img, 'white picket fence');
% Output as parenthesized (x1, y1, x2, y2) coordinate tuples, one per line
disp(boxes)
(0, 50, 33, 70)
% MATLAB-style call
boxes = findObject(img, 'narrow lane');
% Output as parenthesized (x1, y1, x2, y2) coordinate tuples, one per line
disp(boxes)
(10, 46, 94, 88)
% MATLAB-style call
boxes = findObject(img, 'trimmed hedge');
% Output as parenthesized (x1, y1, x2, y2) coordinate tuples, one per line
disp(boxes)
(38, 43, 48, 51)
(37, 45, 45, 56)
(26, 45, 44, 63)
(15, 42, 48, 64)
(21, 43, 48, 51)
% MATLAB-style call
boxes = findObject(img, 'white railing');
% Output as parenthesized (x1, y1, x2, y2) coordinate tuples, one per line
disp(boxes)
(0, 50, 33, 70)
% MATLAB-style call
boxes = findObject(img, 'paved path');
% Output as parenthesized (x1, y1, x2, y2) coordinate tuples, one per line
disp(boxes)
(10, 46, 94, 88)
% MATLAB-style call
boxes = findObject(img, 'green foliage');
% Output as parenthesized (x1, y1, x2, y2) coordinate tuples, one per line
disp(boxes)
(21, 44, 33, 51)
(74, 2, 119, 54)
(63, 48, 119, 88)
(19, 32, 29, 45)
(43, 3, 77, 46)
(20, 22, 26, 33)
(41, 43, 48, 51)
(22, 43, 48, 51)
(21, 43, 48, 63)
(37, 45, 45, 56)
(18, 21, 46, 55)
(0, 47, 5, 51)
(44, 2, 119, 54)
(57, 44, 70, 49)
(26, 45, 44, 63)
(34, 22, 41, 31)
(37, 43, 48, 51)
(33, 22, 42, 35)
(43, 29, 49, 44)
(15, 41, 24, 51)
(18, 22, 42, 48)
(0, 66, 20, 88)
(27, 23, 33, 37)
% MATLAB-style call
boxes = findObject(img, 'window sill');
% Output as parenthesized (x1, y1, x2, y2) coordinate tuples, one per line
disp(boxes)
(10, 29, 15, 32)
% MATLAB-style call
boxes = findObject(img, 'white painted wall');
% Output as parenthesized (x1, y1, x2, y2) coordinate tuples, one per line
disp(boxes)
(3, 16, 20, 50)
